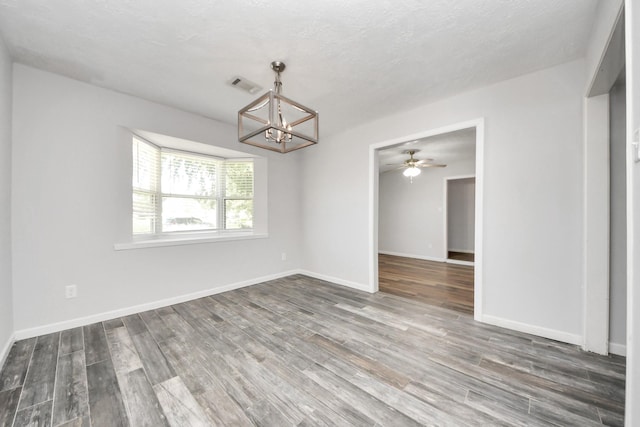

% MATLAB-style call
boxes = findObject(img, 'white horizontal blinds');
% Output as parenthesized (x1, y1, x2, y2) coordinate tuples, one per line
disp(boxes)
(160, 150, 219, 231)
(224, 161, 254, 198)
(132, 137, 159, 234)
(224, 161, 254, 229)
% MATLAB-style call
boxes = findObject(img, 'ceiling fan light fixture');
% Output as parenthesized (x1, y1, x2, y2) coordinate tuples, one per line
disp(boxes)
(403, 166, 421, 178)
(238, 61, 319, 153)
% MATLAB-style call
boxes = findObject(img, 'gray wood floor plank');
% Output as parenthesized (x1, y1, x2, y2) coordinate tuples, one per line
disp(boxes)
(59, 328, 83, 356)
(153, 377, 209, 427)
(13, 400, 52, 427)
(86, 359, 129, 427)
(138, 311, 174, 343)
(117, 368, 169, 427)
(102, 319, 124, 330)
(0, 387, 21, 427)
(53, 416, 89, 427)
(18, 334, 59, 410)
(82, 323, 109, 366)
(105, 327, 143, 375)
(52, 351, 88, 426)
(0, 339, 36, 392)
(121, 314, 148, 336)
(0, 275, 627, 426)
(129, 332, 175, 386)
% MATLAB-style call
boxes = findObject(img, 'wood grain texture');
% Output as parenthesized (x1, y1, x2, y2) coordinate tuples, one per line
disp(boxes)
(0, 387, 21, 427)
(86, 359, 129, 427)
(0, 274, 626, 426)
(379, 253, 474, 314)
(59, 328, 83, 356)
(82, 323, 109, 367)
(18, 333, 59, 411)
(13, 400, 52, 427)
(0, 339, 36, 393)
(52, 351, 89, 426)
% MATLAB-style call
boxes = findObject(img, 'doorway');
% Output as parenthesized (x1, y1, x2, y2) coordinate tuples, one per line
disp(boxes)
(445, 176, 476, 265)
(370, 119, 484, 320)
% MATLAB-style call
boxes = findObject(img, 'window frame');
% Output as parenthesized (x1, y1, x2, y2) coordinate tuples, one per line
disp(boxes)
(132, 136, 255, 238)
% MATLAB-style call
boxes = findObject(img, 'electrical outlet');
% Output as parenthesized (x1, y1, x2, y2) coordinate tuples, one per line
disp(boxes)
(65, 284, 77, 299)
(281, 252, 287, 261)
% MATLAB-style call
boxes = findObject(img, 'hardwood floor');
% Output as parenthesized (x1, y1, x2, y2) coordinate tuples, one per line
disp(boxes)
(448, 251, 475, 263)
(379, 253, 475, 314)
(0, 275, 625, 426)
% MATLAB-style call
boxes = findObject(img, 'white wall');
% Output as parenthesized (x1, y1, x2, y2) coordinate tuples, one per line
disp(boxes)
(448, 177, 475, 253)
(609, 79, 626, 350)
(302, 59, 586, 341)
(11, 65, 303, 334)
(379, 156, 475, 260)
(0, 35, 13, 362)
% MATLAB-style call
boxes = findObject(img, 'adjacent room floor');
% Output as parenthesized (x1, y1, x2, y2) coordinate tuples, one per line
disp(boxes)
(379, 253, 474, 314)
(0, 275, 625, 426)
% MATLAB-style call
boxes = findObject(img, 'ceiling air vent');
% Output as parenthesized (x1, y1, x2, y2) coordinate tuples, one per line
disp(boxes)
(228, 76, 262, 94)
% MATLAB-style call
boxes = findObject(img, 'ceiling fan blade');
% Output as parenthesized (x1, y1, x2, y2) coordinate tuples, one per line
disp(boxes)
(419, 163, 447, 168)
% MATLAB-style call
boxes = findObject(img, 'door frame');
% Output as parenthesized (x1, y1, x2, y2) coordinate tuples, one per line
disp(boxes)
(369, 118, 485, 321)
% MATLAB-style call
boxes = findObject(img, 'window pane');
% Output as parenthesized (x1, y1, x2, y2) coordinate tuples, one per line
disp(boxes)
(225, 200, 253, 229)
(132, 137, 158, 192)
(133, 191, 156, 234)
(162, 197, 216, 232)
(225, 162, 253, 198)
(161, 151, 217, 197)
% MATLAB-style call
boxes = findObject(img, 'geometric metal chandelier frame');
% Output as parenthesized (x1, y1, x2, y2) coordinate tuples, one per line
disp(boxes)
(238, 61, 319, 153)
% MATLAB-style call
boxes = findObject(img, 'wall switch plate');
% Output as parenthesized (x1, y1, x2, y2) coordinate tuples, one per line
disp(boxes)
(65, 284, 77, 299)
(281, 252, 287, 261)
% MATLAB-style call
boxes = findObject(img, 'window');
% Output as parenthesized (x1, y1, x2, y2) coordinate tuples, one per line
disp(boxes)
(132, 136, 254, 236)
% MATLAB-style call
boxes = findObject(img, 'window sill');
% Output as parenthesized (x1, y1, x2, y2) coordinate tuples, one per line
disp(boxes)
(114, 232, 268, 250)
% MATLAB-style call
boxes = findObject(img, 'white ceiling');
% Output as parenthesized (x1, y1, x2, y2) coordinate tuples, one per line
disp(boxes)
(0, 0, 598, 137)
(378, 128, 476, 173)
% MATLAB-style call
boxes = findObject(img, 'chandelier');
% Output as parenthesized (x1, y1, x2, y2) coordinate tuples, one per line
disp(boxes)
(238, 61, 319, 153)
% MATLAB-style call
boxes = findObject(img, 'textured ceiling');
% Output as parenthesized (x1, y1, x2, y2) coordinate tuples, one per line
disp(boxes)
(0, 0, 598, 137)
(378, 128, 476, 173)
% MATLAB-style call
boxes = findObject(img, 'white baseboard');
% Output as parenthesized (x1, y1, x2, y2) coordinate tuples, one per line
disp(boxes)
(378, 251, 446, 263)
(299, 270, 373, 293)
(609, 342, 626, 356)
(0, 332, 15, 370)
(446, 259, 474, 266)
(14, 270, 301, 340)
(481, 314, 582, 346)
(448, 249, 475, 254)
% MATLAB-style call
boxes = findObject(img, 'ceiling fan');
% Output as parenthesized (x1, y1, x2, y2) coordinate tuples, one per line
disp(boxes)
(387, 150, 446, 180)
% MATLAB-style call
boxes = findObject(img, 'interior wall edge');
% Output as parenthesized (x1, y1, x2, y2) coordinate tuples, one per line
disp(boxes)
(481, 314, 583, 348)
(609, 342, 627, 356)
(13, 269, 303, 341)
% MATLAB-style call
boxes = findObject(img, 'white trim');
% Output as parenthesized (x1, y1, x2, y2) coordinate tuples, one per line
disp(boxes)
(609, 342, 627, 357)
(448, 249, 475, 254)
(482, 314, 582, 347)
(0, 333, 15, 370)
(378, 250, 446, 263)
(446, 259, 474, 267)
(14, 270, 299, 340)
(114, 232, 268, 250)
(299, 270, 373, 294)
